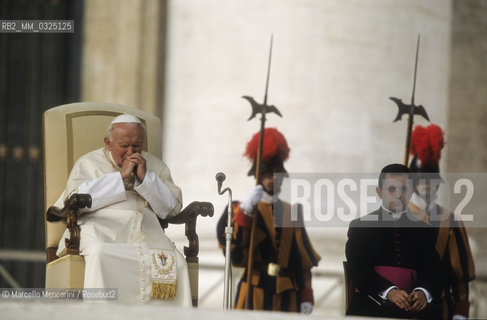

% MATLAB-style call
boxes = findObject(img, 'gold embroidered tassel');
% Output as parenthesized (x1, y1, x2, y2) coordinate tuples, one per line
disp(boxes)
(151, 282, 177, 300)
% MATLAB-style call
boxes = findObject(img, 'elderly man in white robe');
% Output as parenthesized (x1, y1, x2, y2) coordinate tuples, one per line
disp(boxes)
(55, 114, 191, 305)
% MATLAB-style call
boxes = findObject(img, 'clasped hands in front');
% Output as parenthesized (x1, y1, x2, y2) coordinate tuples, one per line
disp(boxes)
(120, 153, 147, 182)
(386, 288, 427, 312)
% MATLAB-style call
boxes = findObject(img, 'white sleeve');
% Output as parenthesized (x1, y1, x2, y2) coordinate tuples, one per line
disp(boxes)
(413, 287, 433, 303)
(134, 171, 177, 220)
(77, 171, 126, 212)
(379, 287, 432, 303)
(379, 286, 398, 300)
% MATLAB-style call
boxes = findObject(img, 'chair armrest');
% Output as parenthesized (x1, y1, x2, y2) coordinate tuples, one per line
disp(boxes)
(159, 201, 214, 263)
(46, 194, 92, 256)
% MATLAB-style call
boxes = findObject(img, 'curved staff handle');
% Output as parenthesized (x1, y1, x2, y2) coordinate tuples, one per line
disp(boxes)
(216, 172, 233, 310)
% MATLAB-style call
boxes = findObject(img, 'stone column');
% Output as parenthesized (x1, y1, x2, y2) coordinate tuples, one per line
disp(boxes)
(81, 0, 166, 118)
(447, 2, 487, 316)
(447, 0, 487, 172)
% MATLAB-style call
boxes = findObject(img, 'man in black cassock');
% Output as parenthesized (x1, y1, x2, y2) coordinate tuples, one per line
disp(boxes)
(345, 163, 441, 319)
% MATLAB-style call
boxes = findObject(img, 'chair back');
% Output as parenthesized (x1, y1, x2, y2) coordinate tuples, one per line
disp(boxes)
(43, 102, 161, 262)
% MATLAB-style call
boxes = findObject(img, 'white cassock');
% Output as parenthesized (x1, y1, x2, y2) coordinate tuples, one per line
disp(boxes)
(55, 147, 191, 306)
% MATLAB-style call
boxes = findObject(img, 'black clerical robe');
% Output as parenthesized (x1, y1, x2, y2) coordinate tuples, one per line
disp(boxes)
(345, 208, 441, 319)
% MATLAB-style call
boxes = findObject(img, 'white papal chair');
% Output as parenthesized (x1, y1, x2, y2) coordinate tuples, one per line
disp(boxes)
(43, 102, 213, 306)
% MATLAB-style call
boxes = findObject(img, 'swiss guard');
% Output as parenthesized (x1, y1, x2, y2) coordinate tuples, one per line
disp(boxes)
(217, 127, 320, 313)
(408, 124, 475, 320)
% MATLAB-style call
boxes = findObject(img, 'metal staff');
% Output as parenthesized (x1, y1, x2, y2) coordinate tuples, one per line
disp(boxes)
(389, 34, 430, 165)
(216, 172, 233, 309)
(242, 34, 282, 309)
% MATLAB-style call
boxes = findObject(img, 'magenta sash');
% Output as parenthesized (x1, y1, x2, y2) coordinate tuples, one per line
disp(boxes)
(374, 266, 417, 292)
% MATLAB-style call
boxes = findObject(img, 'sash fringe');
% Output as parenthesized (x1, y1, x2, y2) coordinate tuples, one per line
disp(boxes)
(151, 282, 177, 300)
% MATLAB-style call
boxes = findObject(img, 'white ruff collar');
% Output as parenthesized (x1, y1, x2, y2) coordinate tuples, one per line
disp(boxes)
(261, 191, 278, 204)
(410, 192, 437, 211)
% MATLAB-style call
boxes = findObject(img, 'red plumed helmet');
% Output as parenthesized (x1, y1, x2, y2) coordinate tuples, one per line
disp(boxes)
(409, 124, 445, 172)
(244, 128, 290, 176)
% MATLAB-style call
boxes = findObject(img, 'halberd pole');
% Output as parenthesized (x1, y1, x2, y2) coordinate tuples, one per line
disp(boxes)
(389, 34, 430, 165)
(242, 34, 283, 309)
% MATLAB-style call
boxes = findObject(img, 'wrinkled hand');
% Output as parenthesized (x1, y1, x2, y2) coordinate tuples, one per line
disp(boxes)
(120, 153, 147, 181)
(240, 185, 264, 215)
(387, 288, 412, 311)
(410, 290, 427, 312)
(300, 302, 313, 314)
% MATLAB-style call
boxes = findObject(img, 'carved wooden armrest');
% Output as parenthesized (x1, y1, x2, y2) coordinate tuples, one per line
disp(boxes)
(46, 193, 92, 256)
(159, 201, 214, 263)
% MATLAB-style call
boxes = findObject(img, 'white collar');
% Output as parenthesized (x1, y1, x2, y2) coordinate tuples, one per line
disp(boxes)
(381, 205, 406, 219)
(410, 192, 437, 211)
(104, 148, 120, 170)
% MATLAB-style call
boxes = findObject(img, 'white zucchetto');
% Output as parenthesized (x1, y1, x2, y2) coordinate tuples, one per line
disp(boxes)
(110, 114, 142, 125)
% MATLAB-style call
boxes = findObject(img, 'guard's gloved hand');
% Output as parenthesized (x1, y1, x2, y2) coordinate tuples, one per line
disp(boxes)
(240, 185, 264, 216)
(300, 302, 313, 314)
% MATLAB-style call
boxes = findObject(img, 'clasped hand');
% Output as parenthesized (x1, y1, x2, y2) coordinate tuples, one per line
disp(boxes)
(386, 288, 427, 312)
(120, 153, 147, 182)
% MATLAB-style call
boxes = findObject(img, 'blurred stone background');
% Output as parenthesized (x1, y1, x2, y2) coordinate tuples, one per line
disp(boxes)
(0, 0, 485, 317)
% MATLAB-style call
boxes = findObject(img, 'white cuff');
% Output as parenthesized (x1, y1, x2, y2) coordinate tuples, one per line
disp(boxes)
(413, 287, 432, 303)
(379, 286, 398, 300)
(135, 171, 177, 219)
(240, 200, 255, 215)
(77, 172, 126, 211)
(242, 209, 253, 217)
(452, 315, 467, 320)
